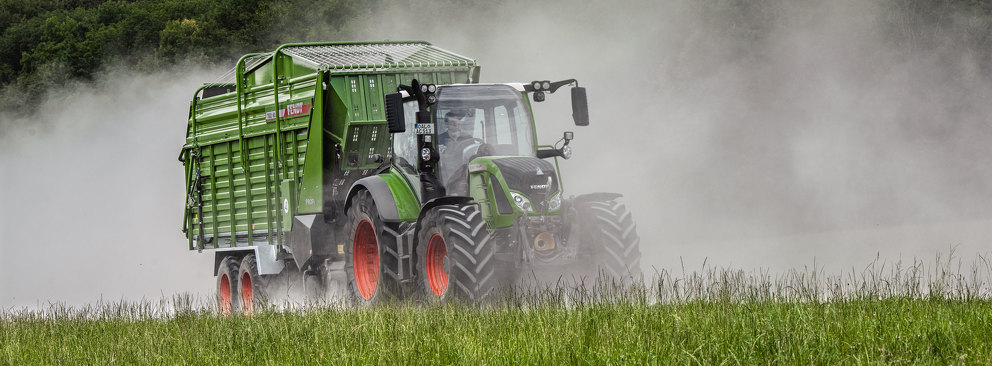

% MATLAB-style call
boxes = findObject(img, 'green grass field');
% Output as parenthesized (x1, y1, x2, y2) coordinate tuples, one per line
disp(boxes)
(3, 257, 990, 365)
(3, 298, 989, 364)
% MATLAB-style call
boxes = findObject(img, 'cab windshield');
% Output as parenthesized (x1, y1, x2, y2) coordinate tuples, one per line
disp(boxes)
(435, 85, 534, 191)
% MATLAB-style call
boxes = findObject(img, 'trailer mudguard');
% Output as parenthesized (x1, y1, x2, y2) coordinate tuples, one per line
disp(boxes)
(212, 245, 285, 276)
(285, 213, 333, 270)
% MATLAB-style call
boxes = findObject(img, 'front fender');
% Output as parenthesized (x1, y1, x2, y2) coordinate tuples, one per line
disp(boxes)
(412, 196, 474, 239)
(573, 192, 623, 204)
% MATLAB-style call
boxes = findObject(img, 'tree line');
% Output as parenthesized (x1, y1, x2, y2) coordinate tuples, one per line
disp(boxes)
(0, 0, 989, 118)
(0, 0, 373, 116)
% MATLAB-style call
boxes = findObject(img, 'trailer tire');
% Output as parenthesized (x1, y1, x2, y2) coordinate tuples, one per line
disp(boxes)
(576, 200, 642, 283)
(416, 204, 499, 302)
(216, 256, 241, 316)
(239, 254, 264, 315)
(344, 190, 397, 304)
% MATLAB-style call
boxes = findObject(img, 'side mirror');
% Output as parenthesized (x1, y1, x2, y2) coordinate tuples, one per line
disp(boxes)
(571, 87, 589, 126)
(385, 92, 405, 133)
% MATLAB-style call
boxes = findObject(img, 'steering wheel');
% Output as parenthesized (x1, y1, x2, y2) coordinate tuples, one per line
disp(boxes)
(450, 137, 484, 160)
(444, 139, 494, 196)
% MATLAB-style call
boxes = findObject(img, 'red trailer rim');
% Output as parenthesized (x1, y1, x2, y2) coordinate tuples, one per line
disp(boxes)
(426, 233, 449, 296)
(219, 274, 232, 316)
(241, 272, 254, 315)
(353, 219, 379, 300)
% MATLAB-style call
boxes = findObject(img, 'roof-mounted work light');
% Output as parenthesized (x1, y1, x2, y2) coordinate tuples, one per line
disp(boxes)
(530, 80, 551, 91)
(529, 80, 551, 102)
(418, 83, 438, 104)
(526, 79, 581, 103)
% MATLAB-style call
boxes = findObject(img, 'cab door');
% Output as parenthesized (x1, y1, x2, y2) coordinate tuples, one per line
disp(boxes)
(391, 100, 423, 203)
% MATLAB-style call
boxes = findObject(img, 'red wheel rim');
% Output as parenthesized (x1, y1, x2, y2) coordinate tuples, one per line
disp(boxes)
(426, 233, 449, 296)
(241, 271, 254, 315)
(353, 219, 379, 300)
(219, 273, 232, 316)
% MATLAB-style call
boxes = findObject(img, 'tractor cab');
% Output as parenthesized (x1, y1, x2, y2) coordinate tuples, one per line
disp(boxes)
(386, 80, 585, 211)
(434, 84, 536, 195)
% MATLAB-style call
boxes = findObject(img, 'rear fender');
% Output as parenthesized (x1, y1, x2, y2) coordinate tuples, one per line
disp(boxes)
(345, 171, 420, 222)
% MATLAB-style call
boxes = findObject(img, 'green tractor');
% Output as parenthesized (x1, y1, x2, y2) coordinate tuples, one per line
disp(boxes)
(180, 41, 640, 310)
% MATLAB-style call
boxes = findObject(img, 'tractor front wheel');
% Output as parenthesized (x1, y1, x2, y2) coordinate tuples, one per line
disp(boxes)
(575, 199, 642, 283)
(416, 204, 499, 302)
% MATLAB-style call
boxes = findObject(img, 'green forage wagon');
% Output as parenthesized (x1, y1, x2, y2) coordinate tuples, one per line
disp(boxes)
(179, 41, 640, 313)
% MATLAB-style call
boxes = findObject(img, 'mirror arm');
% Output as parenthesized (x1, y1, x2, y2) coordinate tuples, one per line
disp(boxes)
(548, 79, 578, 93)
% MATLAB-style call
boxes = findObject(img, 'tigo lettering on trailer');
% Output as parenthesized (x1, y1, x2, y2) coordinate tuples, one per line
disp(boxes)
(266, 102, 311, 121)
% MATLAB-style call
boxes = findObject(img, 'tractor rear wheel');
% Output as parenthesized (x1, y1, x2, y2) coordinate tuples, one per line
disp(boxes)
(344, 190, 397, 304)
(416, 204, 499, 302)
(239, 254, 263, 315)
(216, 256, 241, 316)
(576, 199, 642, 283)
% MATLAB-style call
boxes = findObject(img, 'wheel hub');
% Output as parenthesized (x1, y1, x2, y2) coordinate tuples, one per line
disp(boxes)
(353, 219, 380, 300)
(241, 271, 254, 315)
(219, 274, 232, 316)
(426, 233, 449, 296)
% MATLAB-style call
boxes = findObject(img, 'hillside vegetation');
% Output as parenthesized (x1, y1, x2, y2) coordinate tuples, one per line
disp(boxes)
(0, 0, 376, 116)
(1, 0, 990, 120)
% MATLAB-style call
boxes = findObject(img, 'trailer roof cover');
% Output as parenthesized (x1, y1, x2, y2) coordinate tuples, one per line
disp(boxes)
(213, 41, 476, 83)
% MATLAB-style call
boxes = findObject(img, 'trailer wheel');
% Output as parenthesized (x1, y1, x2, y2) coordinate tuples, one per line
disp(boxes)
(576, 200, 642, 282)
(344, 190, 396, 304)
(239, 254, 263, 315)
(216, 256, 240, 316)
(417, 204, 498, 302)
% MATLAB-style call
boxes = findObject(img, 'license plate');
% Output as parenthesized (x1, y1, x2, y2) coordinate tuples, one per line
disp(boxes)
(414, 123, 435, 135)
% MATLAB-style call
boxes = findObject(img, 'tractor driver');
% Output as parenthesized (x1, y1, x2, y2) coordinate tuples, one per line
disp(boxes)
(437, 111, 471, 150)
(438, 111, 495, 195)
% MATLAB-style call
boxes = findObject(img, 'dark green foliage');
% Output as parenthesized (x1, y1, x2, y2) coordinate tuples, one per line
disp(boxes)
(0, 0, 991, 118)
(0, 0, 374, 117)
(0, 0, 274, 79)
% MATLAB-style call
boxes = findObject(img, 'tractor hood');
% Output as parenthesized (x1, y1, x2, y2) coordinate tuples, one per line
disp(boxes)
(489, 157, 559, 209)
(468, 156, 562, 226)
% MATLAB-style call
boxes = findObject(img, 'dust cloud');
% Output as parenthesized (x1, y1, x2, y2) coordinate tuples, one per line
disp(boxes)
(340, 0, 992, 274)
(0, 66, 219, 309)
(3, 0, 991, 308)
